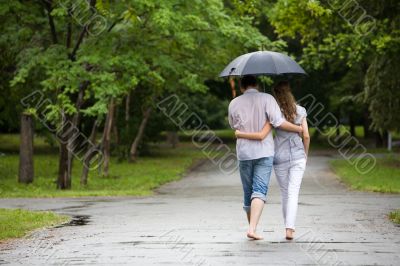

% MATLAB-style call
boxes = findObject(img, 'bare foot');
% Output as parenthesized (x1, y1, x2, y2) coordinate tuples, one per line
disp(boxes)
(247, 231, 264, 240)
(285, 228, 294, 240)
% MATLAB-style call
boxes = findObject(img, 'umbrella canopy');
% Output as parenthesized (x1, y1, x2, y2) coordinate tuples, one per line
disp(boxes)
(219, 51, 306, 77)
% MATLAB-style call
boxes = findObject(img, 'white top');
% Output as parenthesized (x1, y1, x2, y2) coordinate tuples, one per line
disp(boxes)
(273, 105, 307, 165)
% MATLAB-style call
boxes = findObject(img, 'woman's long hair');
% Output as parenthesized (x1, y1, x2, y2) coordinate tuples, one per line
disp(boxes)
(272, 81, 297, 123)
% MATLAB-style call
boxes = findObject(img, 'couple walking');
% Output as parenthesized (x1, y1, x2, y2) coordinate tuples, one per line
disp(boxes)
(228, 75, 310, 241)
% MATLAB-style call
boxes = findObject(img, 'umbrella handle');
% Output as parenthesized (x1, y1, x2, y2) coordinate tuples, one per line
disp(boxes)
(229, 78, 236, 98)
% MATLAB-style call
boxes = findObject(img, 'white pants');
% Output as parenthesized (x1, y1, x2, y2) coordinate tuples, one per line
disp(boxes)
(274, 158, 306, 230)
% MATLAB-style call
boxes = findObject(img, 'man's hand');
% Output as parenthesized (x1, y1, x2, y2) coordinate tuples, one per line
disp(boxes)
(235, 129, 240, 138)
(297, 125, 303, 134)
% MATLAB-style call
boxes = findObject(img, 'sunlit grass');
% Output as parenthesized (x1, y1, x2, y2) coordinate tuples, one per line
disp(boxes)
(0, 142, 212, 197)
(0, 208, 69, 240)
(389, 210, 400, 224)
(330, 155, 400, 193)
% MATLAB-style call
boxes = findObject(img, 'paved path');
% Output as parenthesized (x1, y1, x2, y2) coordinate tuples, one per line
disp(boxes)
(0, 155, 399, 265)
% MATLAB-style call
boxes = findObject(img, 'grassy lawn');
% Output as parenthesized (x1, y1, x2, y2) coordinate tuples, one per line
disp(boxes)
(174, 129, 235, 143)
(310, 125, 400, 139)
(389, 210, 400, 224)
(0, 133, 225, 197)
(330, 155, 400, 193)
(176, 127, 400, 152)
(0, 208, 69, 240)
(0, 133, 55, 154)
(0, 141, 213, 197)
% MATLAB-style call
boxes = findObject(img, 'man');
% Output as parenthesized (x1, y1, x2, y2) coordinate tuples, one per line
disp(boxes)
(228, 75, 302, 240)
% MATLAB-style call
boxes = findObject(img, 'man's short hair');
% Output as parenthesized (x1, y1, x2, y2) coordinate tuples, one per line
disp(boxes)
(240, 75, 257, 89)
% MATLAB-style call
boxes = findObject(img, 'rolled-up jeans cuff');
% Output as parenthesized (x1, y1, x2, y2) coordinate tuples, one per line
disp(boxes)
(251, 192, 267, 202)
(243, 206, 251, 213)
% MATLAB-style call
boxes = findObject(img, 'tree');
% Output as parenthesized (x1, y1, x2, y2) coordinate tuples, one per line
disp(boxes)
(266, 0, 400, 143)
(6, 0, 283, 188)
(364, 52, 400, 132)
(10, 0, 130, 188)
(97, 0, 284, 161)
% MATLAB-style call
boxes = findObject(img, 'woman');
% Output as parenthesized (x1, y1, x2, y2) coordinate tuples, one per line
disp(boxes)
(235, 81, 310, 240)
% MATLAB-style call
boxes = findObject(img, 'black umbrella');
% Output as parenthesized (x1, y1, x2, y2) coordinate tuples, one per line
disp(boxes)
(219, 51, 306, 77)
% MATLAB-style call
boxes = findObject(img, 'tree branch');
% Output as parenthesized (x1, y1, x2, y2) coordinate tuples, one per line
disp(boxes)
(42, 0, 58, 44)
(69, 26, 87, 61)
(69, 0, 97, 61)
(66, 7, 72, 49)
(107, 18, 123, 33)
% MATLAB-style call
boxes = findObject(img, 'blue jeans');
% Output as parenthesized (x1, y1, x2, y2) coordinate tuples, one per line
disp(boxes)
(239, 157, 273, 213)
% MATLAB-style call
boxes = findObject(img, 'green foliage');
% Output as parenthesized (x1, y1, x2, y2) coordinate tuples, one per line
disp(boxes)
(267, 0, 400, 132)
(5, 0, 278, 125)
(268, 0, 332, 43)
(1, 0, 282, 168)
(364, 52, 400, 131)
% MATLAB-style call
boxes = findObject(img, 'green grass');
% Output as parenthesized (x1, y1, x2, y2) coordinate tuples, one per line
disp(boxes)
(0, 142, 212, 197)
(309, 125, 400, 139)
(175, 126, 399, 151)
(389, 210, 400, 224)
(0, 208, 69, 240)
(0, 133, 55, 154)
(330, 155, 400, 193)
(180, 129, 235, 139)
(173, 129, 235, 143)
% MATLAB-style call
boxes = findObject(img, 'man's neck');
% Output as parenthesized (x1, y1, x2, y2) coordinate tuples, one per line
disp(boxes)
(242, 87, 258, 93)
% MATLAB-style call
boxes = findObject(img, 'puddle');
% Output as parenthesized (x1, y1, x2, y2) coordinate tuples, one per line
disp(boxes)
(118, 241, 143, 246)
(49, 202, 95, 212)
(298, 202, 319, 206)
(55, 215, 91, 228)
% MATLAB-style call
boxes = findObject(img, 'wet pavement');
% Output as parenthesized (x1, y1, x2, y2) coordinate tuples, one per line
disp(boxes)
(0, 155, 399, 265)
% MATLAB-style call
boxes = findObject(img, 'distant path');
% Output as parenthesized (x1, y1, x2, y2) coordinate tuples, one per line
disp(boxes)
(0, 155, 399, 265)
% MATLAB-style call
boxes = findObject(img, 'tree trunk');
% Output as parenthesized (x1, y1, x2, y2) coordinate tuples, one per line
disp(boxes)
(102, 98, 115, 176)
(125, 92, 131, 137)
(382, 130, 389, 148)
(57, 114, 72, 189)
(81, 120, 98, 185)
(66, 85, 85, 185)
(335, 113, 341, 138)
(129, 107, 152, 162)
(387, 131, 392, 152)
(57, 84, 86, 189)
(349, 113, 356, 137)
(336, 126, 340, 138)
(125, 92, 131, 123)
(18, 113, 34, 184)
(166, 131, 179, 148)
(113, 104, 119, 145)
(57, 141, 70, 189)
(363, 109, 371, 138)
(375, 131, 384, 148)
